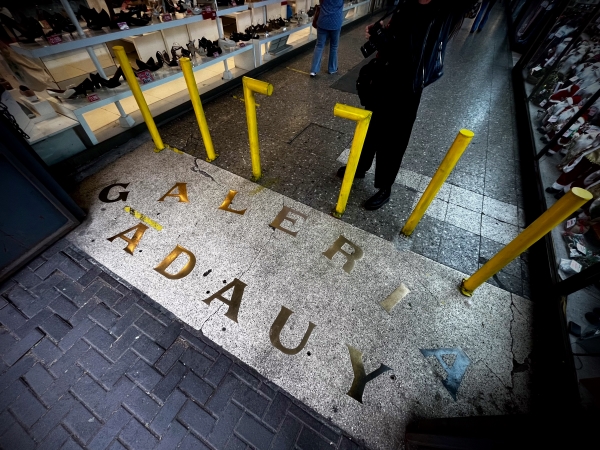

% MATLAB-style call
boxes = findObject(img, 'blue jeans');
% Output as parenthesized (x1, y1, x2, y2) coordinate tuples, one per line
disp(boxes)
(310, 27, 341, 74)
(471, 0, 497, 31)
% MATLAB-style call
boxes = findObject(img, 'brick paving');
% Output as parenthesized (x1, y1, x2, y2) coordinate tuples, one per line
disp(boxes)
(0, 240, 367, 450)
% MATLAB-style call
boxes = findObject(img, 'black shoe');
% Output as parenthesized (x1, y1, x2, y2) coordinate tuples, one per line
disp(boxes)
(364, 187, 391, 210)
(336, 166, 365, 179)
(554, 190, 566, 200)
(545, 186, 561, 194)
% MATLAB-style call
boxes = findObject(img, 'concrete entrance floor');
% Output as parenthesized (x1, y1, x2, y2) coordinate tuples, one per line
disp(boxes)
(0, 5, 537, 450)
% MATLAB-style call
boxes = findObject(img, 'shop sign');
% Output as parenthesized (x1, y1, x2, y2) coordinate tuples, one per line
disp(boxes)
(117, 22, 130, 30)
(87, 93, 100, 102)
(136, 70, 154, 84)
(47, 34, 63, 45)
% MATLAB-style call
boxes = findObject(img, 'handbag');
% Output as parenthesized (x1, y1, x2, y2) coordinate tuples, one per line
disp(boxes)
(465, 1, 482, 19)
(312, 5, 321, 29)
(356, 58, 388, 107)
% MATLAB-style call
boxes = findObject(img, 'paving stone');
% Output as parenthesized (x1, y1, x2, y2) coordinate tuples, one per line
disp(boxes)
(132, 334, 164, 365)
(118, 418, 158, 450)
(177, 399, 216, 436)
(39, 424, 70, 449)
(62, 437, 84, 450)
(123, 386, 161, 424)
(225, 436, 248, 450)
(180, 329, 206, 353)
(180, 347, 212, 378)
(62, 401, 101, 445)
(59, 318, 95, 352)
(71, 280, 104, 308)
(207, 402, 243, 448)
(9, 387, 47, 428)
(89, 303, 120, 330)
(112, 293, 138, 316)
(204, 354, 232, 387)
(30, 394, 77, 442)
(105, 327, 140, 362)
(94, 376, 135, 419)
(95, 286, 123, 308)
(49, 295, 79, 321)
(154, 338, 186, 375)
(70, 374, 107, 411)
(77, 266, 103, 288)
(231, 364, 260, 388)
(42, 365, 84, 405)
(154, 420, 187, 450)
(0, 355, 35, 394)
(126, 359, 162, 391)
(320, 424, 342, 444)
(155, 321, 182, 349)
(269, 415, 302, 450)
(109, 304, 144, 338)
(288, 403, 324, 434)
(84, 325, 116, 354)
(179, 371, 214, 404)
(100, 350, 137, 388)
(0, 378, 28, 414)
(41, 240, 70, 259)
(135, 313, 166, 341)
(339, 436, 362, 450)
(22, 363, 55, 398)
(34, 252, 69, 280)
(263, 392, 292, 431)
(57, 258, 87, 281)
(0, 302, 27, 331)
(6, 285, 41, 318)
(178, 432, 210, 450)
(297, 426, 333, 450)
(232, 383, 269, 418)
(152, 362, 187, 404)
(205, 374, 243, 416)
(87, 408, 131, 450)
(236, 413, 275, 450)
(0, 421, 35, 450)
(13, 308, 52, 339)
(3, 328, 44, 366)
(149, 389, 187, 435)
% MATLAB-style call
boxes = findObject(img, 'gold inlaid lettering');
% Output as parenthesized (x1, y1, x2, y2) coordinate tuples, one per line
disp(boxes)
(269, 306, 316, 355)
(346, 345, 392, 403)
(154, 244, 196, 279)
(99, 183, 130, 203)
(107, 223, 149, 255)
(380, 283, 410, 313)
(322, 235, 363, 273)
(218, 190, 247, 215)
(269, 206, 308, 237)
(158, 183, 189, 202)
(202, 278, 247, 323)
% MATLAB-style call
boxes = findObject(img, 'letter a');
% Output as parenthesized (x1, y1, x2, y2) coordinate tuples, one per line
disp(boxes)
(218, 190, 246, 215)
(154, 245, 196, 279)
(107, 223, 149, 255)
(202, 278, 246, 323)
(420, 348, 471, 401)
(158, 183, 189, 202)
(346, 345, 392, 403)
(269, 306, 316, 355)
(322, 235, 363, 273)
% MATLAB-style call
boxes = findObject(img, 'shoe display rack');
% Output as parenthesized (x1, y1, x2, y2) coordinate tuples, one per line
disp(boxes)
(512, 0, 600, 410)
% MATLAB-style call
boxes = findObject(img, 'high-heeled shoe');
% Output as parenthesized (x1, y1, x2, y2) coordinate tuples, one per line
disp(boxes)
(46, 88, 77, 100)
(90, 72, 121, 89)
(162, 51, 179, 67)
(156, 51, 166, 67)
(73, 77, 95, 96)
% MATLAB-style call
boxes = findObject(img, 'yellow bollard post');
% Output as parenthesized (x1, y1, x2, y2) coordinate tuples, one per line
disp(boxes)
(112, 46, 180, 154)
(332, 103, 372, 218)
(242, 76, 273, 181)
(401, 129, 474, 236)
(179, 57, 217, 162)
(460, 187, 593, 296)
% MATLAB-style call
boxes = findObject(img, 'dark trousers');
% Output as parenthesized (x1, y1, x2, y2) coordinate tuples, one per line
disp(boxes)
(357, 88, 423, 189)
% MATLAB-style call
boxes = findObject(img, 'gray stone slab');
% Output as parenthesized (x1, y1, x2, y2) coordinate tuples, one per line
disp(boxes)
(69, 146, 527, 450)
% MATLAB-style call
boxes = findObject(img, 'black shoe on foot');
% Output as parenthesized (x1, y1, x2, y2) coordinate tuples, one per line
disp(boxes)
(545, 186, 561, 194)
(364, 187, 391, 210)
(336, 166, 365, 179)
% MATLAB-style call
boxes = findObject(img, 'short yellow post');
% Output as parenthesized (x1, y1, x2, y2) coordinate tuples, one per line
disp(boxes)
(461, 187, 593, 296)
(242, 76, 273, 181)
(401, 129, 474, 236)
(332, 103, 372, 218)
(113, 46, 170, 153)
(179, 57, 217, 162)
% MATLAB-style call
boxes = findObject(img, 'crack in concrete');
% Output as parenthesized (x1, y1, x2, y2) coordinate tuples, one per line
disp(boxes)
(199, 303, 226, 331)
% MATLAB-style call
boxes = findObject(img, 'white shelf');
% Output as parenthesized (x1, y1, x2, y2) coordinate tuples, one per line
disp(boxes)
(343, 0, 370, 11)
(249, 0, 285, 8)
(255, 22, 312, 44)
(9, 6, 249, 59)
(25, 114, 79, 145)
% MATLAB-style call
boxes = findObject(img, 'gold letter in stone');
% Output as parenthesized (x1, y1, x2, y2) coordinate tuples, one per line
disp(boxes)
(269, 206, 308, 237)
(154, 245, 196, 279)
(158, 183, 189, 203)
(322, 235, 363, 273)
(107, 223, 149, 255)
(346, 345, 392, 404)
(269, 306, 316, 355)
(202, 279, 247, 323)
(380, 283, 410, 314)
(218, 190, 247, 215)
(99, 183, 130, 203)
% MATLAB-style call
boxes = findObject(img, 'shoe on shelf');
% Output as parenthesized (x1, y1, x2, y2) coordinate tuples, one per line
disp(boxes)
(46, 88, 76, 100)
(364, 187, 391, 210)
(19, 85, 38, 101)
(336, 166, 365, 179)
(310, 72, 316, 77)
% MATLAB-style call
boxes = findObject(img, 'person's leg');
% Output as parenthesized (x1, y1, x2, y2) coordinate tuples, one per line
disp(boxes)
(354, 106, 382, 175)
(478, 0, 497, 31)
(470, 0, 489, 32)
(373, 89, 423, 189)
(327, 28, 341, 74)
(310, 28, 327, 74)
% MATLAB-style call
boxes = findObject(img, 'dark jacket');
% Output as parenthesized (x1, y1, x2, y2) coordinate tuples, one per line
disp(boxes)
(379, 0, 475, 92)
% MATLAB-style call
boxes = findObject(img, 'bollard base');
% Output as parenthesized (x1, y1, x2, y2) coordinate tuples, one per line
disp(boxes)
(400, 227, 413, 237)
(250, 175, 262, 182)
(206, 153, 219, 162)
(459, 279, 473, 297)
(331, 209, 343, 219)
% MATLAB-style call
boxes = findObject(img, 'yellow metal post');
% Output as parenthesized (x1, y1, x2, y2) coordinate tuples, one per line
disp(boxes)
(460, 187, 593, 296)
(242, 76, 273, 181)
(112, 46, 167, 152)
(180, 57, 217, 162)
(401, 129, 474, 236)
(332, 104, 372, 218)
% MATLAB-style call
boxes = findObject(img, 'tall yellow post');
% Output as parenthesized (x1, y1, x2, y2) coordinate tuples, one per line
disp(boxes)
(461, 187, 593, 296)
(113, 46, 172, 153)
(242, 76, 273, 181)
(179, 57, 217, 162)
(402, 129, 474, 236)
(333, 104, 372, 218)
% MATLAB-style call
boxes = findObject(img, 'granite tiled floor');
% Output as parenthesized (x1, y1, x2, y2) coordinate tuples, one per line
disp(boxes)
(162, 5, 530, 298)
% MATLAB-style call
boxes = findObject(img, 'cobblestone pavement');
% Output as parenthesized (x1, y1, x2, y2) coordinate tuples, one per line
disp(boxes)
(0, 239, 367, 450)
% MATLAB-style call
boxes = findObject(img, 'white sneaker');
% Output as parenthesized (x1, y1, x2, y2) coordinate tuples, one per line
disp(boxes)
(310, 72, 316, 77)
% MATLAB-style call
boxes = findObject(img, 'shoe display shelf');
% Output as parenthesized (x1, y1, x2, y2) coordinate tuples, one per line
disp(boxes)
(512, 0, 600, 409)
(46, 43, 254, 145)
(342, 0, 371, 25)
